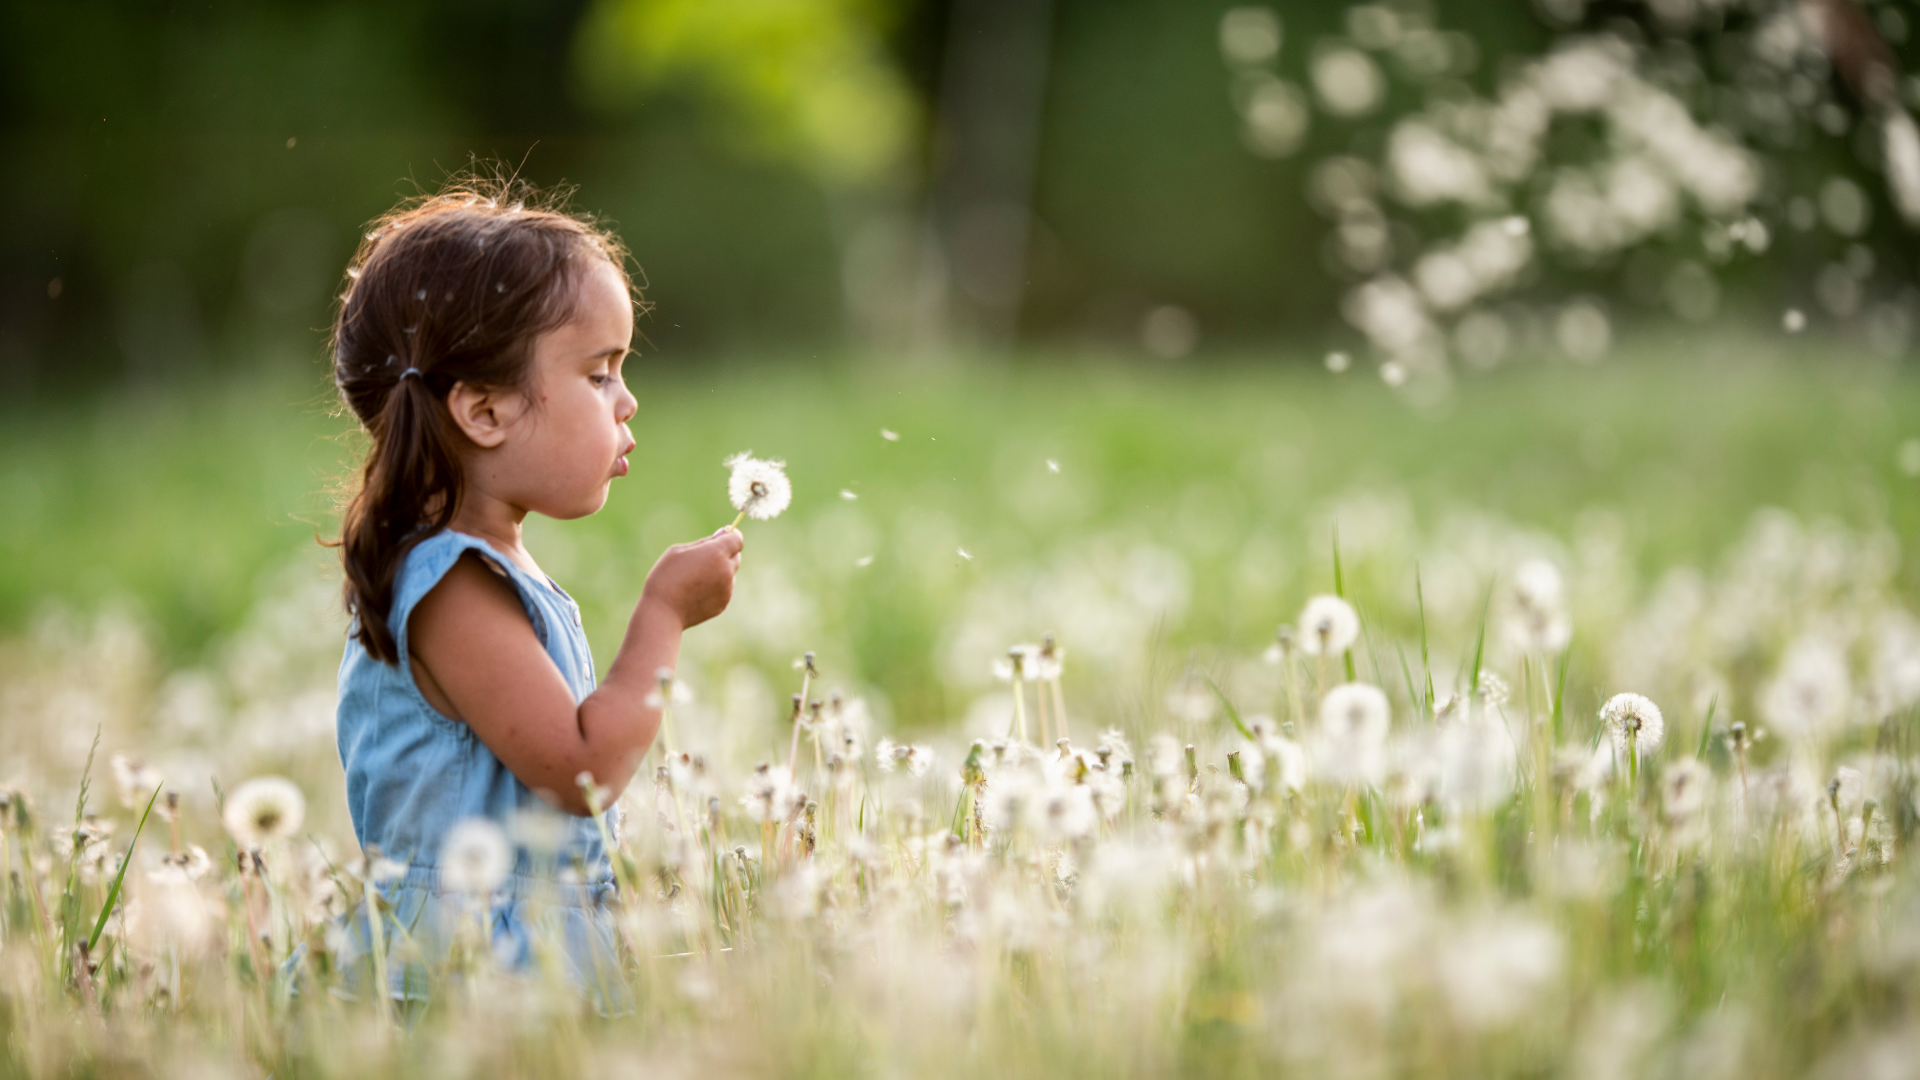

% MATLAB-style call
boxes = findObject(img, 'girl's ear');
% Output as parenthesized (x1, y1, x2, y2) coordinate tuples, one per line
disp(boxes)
(445, 381, 521, 449)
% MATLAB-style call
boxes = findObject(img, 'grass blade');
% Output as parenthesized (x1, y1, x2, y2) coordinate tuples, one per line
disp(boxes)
(1332, 528, 1357, 683)
(1696, 694, 1718, 760)
(1415, 564, 1435, 713)
(1203, 673, 1255, 740)
(88, 783, 162, 953)
(1551, 640, 1572, 744)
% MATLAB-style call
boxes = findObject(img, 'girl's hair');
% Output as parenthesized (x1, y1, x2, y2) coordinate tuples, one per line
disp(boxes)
(329, 177, 637, 664)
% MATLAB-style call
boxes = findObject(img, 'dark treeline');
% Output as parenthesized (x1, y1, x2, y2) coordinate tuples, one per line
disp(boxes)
(1, 0, 1909, 395)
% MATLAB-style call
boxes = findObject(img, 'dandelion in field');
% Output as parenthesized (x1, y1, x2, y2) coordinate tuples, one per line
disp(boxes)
(1317, 682, 1391, 785)
(1510, 558, 1572, 653)
(1601, 693, 1664, 780)
(163, 844, 213, 881)
(741, 763, 801, 823)
(1661, 760, 1714, 847)
(724, 452, 792, 527)
(876, 737, 933, 777)
(222, 776, 305, 848)
(110, 752, 162, 810)
(441, 818, 513, 896)
(1760, 636, 1851, 744)
(1298, 594, 1359, 657)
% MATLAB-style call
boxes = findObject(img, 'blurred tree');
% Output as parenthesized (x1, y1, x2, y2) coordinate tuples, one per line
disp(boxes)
(1212, 0, 1920, 393)
(574, 0, 918, 186)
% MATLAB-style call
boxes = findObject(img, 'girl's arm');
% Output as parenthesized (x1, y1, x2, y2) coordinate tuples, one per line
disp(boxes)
(407, 528, 744, 815)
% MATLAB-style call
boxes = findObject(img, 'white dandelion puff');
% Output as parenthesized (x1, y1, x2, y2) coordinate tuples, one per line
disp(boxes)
(440, 818, 513, 896)
(110, 753, 162, 810)
(1317, 682, 1392, 785)
(222, 776, 306, 848)
(880, 428, 900, 441)
(839, 489, 858, 500)
(957, 547, 973, 561)
(724, 452, 792, 524)
(1601, 693, 1665, 759)
(1298, 594, 1360, 655)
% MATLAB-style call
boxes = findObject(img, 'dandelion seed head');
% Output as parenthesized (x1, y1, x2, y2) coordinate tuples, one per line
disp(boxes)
(1298, 595, 1360, 655)
(440, 818, 513, 895)
(222, 776, 305, 848)
(725, 452, 793, 521)
(110, 752, 162, 811)
(1600, 692, 1665, 757)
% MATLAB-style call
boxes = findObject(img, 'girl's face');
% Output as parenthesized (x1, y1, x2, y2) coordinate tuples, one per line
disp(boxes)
(482, 258, 639, 520)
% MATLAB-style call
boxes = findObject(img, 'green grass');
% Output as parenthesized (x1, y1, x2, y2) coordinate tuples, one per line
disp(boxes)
(0, 337, 1913, 722)
(2, 338, 1919, 1080)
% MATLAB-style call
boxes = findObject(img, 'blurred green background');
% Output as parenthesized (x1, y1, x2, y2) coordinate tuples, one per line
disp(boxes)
(2, 0, 1919, 735)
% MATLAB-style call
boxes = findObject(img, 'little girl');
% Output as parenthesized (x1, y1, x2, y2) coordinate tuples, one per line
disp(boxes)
(320, 180, 741, 1005)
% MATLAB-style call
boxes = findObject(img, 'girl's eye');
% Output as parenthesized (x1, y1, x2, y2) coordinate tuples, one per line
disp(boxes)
(589, 374, 610, 388)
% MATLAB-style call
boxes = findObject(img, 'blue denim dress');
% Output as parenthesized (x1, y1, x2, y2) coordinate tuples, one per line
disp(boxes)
(328, 529, 627, 1007)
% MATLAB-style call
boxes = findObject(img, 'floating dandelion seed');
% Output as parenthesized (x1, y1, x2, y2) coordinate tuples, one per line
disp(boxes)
(1380, 360, 1407, 386)
(1297, 595, 1360, 656)
(839, 489, 858, 500)
(724, 452, 792, 528)
(1047, 459, 1060, 473)
(222, 776, 305, 848)
(1783, 308, 1807, 333)
(880, 428, 900, 441)
(856, 555, 874, 567)
(1325, 351, 1351, 372)
(957, 547, 973, 561)
(440, 818, 513, 896)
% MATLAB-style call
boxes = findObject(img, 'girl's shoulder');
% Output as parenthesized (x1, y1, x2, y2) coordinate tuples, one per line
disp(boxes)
(392, 530, 527, 627)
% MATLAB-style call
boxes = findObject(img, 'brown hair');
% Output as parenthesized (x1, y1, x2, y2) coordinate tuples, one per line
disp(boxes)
(328, 177, 638, 664)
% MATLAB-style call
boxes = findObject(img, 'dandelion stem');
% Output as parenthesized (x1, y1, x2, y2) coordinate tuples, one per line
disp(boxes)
(727, 510, 746, 531)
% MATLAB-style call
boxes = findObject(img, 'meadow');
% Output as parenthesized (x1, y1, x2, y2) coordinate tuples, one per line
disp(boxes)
(2, 338, 1919, 1078)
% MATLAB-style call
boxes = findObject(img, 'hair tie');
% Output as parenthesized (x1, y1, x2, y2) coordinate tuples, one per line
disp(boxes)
(400, 367, 422, 381)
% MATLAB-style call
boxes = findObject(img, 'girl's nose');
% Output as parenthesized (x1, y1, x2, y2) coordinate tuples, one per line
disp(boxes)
(615, 383, 638, 423)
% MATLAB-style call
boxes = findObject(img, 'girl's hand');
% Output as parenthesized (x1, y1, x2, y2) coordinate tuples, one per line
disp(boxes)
(640, 528, 744, 630)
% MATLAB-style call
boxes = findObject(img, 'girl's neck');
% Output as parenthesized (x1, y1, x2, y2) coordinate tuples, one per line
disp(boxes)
(448, 493, 545, 580)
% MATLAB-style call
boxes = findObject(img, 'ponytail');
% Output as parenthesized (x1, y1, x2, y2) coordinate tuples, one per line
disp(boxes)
(326, 177, 637, 664)
(335, 372, 466, 663)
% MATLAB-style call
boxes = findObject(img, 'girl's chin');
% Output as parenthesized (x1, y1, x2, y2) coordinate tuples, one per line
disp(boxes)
(534, 488, 611, 522)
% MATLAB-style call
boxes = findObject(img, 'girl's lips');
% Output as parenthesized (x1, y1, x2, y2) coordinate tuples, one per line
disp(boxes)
(613, 454, 629, 477)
